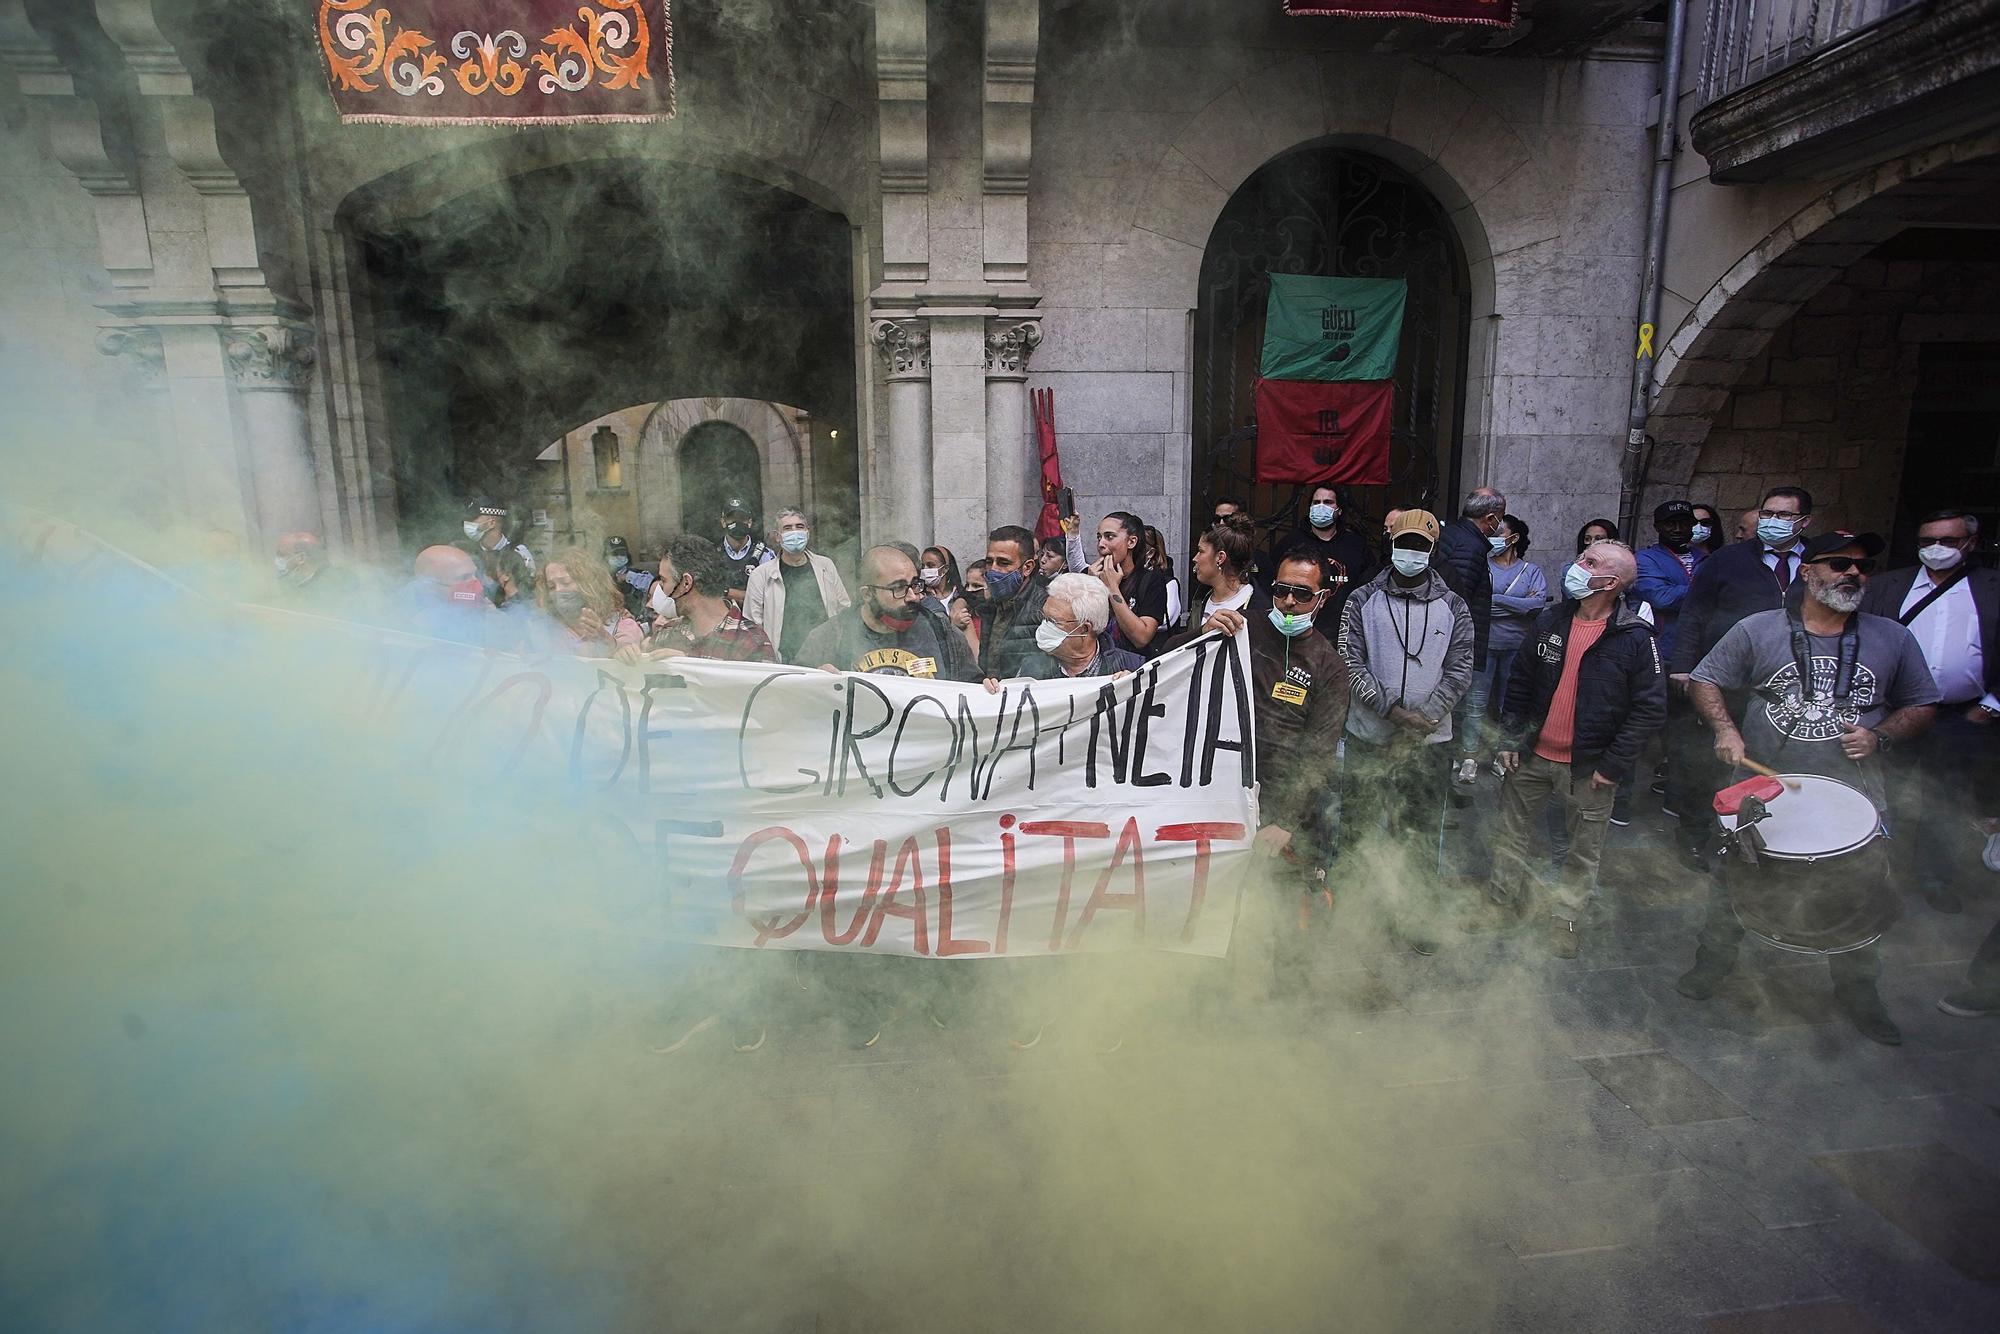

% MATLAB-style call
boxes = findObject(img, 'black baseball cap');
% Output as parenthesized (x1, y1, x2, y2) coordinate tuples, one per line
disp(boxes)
(1653, 500, 1695, 524)
(605, 535, 630, 556)
(1800, 530, 1885, 563)
(721, 497, 753, 518)
(465, 497, 507, 519)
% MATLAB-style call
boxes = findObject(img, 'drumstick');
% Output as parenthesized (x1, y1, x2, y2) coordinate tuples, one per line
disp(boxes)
(1739, 757, 1801, 791)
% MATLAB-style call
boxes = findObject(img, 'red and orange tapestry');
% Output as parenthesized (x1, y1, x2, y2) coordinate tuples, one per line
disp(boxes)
(1281, 0, 1515, 26)
(314, 1, 674, 125)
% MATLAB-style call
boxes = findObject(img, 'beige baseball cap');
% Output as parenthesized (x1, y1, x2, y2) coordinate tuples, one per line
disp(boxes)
(1387, 509, 1441, 544)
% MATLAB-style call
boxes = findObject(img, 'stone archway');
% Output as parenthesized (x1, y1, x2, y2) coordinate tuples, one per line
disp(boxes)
(1640, 131, 2000, 522)
(633, 396, 812, 543)
(331, 153, 857, 550)
(1054, 52, 1540, 567)
(1190, 145, 1474, 542)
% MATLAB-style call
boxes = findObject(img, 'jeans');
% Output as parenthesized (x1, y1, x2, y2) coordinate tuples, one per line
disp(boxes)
(1458, 646, 1518, 759)
(1488, 752, 1616, 923)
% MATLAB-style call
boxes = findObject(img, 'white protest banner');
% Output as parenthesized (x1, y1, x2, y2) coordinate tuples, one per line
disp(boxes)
(630, 635, 1260, 958)
(8, 510, 1261, 960)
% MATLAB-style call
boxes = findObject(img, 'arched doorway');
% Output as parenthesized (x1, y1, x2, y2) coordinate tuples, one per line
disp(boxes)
(1193, 147, 1470, 544)
(678, 420, 765, 536)
(345, 156, 857, 548)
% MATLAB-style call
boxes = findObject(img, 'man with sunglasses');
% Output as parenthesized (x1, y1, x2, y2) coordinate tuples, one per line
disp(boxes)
(798, 544, 978, 682)
(1678, 531, 1939, 1045)
(1668, 485, 1817, 870)
(1200, 549, 1350, 998)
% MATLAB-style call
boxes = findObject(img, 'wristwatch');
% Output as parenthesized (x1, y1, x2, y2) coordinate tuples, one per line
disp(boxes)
(1868, 727, 1892, 753)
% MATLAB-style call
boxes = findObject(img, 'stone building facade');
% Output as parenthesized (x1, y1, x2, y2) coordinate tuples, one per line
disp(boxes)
(3, 0, 1997, 586)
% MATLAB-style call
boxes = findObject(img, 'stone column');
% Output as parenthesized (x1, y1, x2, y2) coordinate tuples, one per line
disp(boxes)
(223, 322, 321, 545)
(869, 317, 932, 545)
(984, 319, 1042, 533)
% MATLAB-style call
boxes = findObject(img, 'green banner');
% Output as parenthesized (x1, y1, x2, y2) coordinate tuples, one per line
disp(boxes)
(1259, 274, 1407, 383)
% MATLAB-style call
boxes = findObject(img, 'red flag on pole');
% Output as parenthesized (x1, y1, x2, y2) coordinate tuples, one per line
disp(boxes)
(1033, 388, 1066, 539)
(1252, 378, 1394, 485)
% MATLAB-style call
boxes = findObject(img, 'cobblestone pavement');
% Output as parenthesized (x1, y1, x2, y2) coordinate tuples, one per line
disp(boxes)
(638, 779, 2000, 1333)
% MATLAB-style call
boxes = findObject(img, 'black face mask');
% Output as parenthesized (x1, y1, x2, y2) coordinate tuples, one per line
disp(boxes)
(726, 522, 749, 539)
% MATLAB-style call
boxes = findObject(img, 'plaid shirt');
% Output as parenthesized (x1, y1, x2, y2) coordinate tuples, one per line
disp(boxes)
(654, 611, 775, 663)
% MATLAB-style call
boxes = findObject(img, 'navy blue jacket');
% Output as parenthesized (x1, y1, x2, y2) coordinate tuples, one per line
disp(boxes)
(1437, 516, 1493, 670)
(1666, 538, 1796, 675)
(1501, 599, 1667, 786)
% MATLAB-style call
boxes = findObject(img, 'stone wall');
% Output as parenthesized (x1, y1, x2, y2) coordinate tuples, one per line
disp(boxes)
(1684, 255, 2000, 535)
(0, 74, 158, 521)
(1023, 32, 1661, 581)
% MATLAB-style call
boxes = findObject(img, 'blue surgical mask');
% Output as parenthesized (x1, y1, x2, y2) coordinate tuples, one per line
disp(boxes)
(1563, 562, 1605, 601)
(1268, 608, 1315, 638)
(983, 568, 1025, 601)
(780, 530, 810, 555)
(1308, 503, 1337, 529)
(1488, 534, 1511, 555)
(608, 555, 628, 573)
(1690, 523, 1712, 544)
(1757, 516, 1798, 548)
(1389, 549, 1430, 578)
(463, 521, 482, 541)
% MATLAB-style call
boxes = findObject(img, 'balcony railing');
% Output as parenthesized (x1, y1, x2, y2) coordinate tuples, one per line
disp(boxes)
(1697, 0, 1926, 102)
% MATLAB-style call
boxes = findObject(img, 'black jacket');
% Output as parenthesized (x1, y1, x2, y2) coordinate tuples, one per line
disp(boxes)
(1437, 516, 1493, 670)
(1667, 538, 1794, 674)
(1500, 599, 1667, 786)
(1244, 617, 1349, 862)
(976, 577, 1049, 679)
(1861, 564, 2000, 701)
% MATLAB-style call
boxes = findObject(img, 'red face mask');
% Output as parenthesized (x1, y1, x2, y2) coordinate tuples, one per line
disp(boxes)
(447, 576, 485, 603)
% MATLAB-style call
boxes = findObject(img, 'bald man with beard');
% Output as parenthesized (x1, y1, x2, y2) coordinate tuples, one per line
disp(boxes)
(1467, 540, 1665, 959)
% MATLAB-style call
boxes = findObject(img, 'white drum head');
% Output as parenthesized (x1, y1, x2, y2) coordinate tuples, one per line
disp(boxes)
(1725, 773, 1879, 859)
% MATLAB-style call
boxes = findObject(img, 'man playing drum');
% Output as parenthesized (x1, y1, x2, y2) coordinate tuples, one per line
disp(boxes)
(1676, 531, 1940, 1045)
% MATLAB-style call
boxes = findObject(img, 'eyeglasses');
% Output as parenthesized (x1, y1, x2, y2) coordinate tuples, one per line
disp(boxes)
(865, 580, 920, 597)
(1808, 557, 1875, 575)
(1270, 582, 1322, 604)
(1757, 508, 1808, 520)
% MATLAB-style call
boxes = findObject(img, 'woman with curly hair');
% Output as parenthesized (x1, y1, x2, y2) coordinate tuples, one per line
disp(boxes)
(538, 544, 643, 663)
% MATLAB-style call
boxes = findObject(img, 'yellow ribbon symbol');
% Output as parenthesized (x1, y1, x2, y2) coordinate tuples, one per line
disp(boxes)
(1635, 322, 1655, 360)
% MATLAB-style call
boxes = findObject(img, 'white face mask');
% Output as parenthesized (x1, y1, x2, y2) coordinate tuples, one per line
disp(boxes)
(463, 521, 482, 541)
(1389, 549, 1430, 578)
(1918, 542, 1964, 571)
(649, 582, 677, 621)
(1690, 523, 1712, 544)
(1035, 619, 1085, 655)
(918, 566, 942, 586)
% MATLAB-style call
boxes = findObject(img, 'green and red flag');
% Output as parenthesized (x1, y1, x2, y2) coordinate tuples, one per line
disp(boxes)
(1254, 273, 1407, 486)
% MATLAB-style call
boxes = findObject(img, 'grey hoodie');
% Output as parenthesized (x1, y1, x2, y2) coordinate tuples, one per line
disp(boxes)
(1337, 566, 1476, 746)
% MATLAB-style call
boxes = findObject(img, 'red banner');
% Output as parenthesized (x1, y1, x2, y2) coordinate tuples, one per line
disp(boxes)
(1032, 389, 1066, 540)
(315, 1, 675, 125)
(1253, 379, 1394, 486)
(1282, 0, 1515, 26)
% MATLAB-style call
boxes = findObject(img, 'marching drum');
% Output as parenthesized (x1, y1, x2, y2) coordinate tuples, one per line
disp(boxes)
(1721, 773, 1896, 954)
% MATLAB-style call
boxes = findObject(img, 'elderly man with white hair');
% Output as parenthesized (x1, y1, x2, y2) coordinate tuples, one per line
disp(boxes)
(1468, 539, 1666, 959)
(1014, 572, 1144, 679)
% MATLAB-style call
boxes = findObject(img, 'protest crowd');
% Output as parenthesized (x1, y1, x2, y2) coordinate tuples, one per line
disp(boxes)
(271, 479, 2000, 1054)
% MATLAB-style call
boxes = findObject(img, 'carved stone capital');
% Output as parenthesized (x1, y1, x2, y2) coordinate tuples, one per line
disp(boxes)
(869, 317, 931, 378)
(222, 324, 316, 391)
(96, 327, 165, 391)
(983, 319, 1042, 375)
